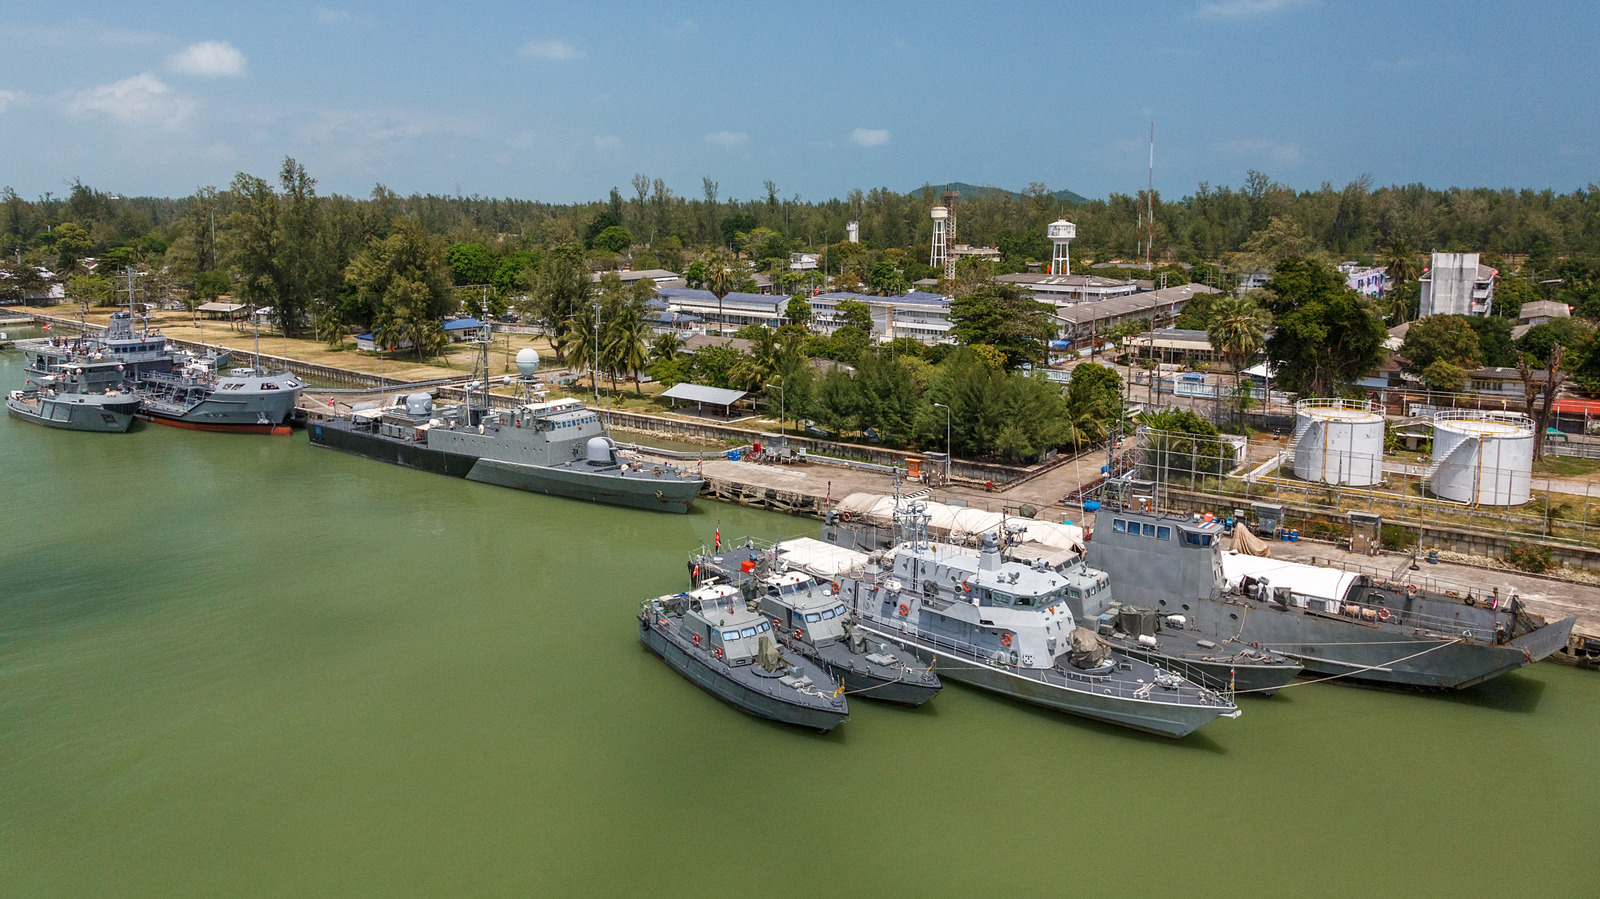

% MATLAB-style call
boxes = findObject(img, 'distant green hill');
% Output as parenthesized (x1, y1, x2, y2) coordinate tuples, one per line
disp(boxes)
(914, 181, 1090, 205)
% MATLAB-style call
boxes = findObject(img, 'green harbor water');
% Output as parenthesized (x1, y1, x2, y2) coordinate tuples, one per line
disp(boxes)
(1, 349, 1596, 898)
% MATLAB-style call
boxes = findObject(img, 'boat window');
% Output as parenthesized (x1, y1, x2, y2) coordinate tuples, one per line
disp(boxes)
(1141, 523, 1157, 537)
(833, 605, 846, 616)
(740, 627, 757, 638)
(758, 622, 770, 632)
(1183, 532, 1213, 548)
(1112, 519, 1126, 533)
(1068, 587, 1084, 600)
(1013, 595, 1035, 608)
(721, 631, 740, 641)
(821, 609, 835, 619)
(804, 613, 821, 623)
(1157, 526, 1172, 540)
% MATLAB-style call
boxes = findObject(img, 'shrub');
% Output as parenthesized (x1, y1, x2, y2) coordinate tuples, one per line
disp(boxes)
(1380, 523, 1417, 551)
(1505, 544, 1554, 573)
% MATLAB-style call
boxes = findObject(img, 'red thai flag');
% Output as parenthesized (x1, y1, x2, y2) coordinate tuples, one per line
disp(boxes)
(714, 525, 721, 551)
(42, 323, 50, 331)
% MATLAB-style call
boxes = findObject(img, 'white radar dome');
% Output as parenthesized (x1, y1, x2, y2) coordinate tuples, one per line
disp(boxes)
(515, 348, 541, 378)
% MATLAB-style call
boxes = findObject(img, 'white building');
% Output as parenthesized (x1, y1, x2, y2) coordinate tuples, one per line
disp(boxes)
(656, 287, 787, 329)
(811, 291, 955, 345)
(1419, 252, 1496, 318)
(1337, 262, 1390, 297)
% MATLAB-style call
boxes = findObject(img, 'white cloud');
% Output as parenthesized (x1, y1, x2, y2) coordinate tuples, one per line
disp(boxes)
(1195, 0, 1308, 19)
(1215, 139, 1304, 166)
(168, 41, 247, 77)
(0, 90, 18, 113)
(67, 73, 193, 126)
(850, 127, 890, 147)
(520, 39, 585, 61)
(314, 6, 352, 24)
(704, 130, 747, 148)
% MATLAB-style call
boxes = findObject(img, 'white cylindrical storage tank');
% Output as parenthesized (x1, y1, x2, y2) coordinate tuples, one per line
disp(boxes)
(1428, 411, 1534, 506)
(1292, 398, 1385, 486)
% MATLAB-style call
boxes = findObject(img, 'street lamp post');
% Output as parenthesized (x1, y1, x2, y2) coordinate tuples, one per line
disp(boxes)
(769, 383, 785, 448)
(933, 402, 951, 484)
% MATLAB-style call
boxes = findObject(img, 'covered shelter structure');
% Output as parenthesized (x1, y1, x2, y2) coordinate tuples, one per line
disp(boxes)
(660, 382, 749, 419)
(196, 301, 247, 322)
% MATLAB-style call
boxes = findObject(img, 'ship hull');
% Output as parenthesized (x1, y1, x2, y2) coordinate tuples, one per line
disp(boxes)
(1106, 641, 1302, 696)
(858, 624, 1229, 739)
(6, 393, 138, 432)
(638, 617, 847, 732)
(310, 420, 701, 513)
(810, 643, 941, 707)
(1200, 600, 1576, 689)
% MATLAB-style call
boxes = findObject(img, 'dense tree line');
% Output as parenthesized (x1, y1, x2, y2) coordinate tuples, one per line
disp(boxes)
(6, 165, 1600, 317)
(2, 160, 1595, 403)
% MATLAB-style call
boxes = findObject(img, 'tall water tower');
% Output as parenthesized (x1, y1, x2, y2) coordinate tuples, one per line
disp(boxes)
(846, 221, 859, 244)
(929, 206, 949, 270)
(1047, 219, 1076, 275)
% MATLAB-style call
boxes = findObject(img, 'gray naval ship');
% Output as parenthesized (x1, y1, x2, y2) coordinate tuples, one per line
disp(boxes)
(18, 310, 177, 390)
(817, 506, 1302, 696)
(1087, 503, 1576, 690)
(6, 368, 141, 432)
(311, 392, 703, 512)
(818, 505, 1239, 738)
(690, 544, 942, 706)
(133, 357, 303, 434)
(639, 582, 850, 731)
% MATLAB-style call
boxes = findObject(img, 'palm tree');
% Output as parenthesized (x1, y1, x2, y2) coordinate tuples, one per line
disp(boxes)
(1382, 239, 1423, 297)
(706, 252, 735, 336)
(728, 327, 780, 391)
(562, 303, 600, 391)
(1205, 293, 1272, 428)
(604, 305, 652, 395)
(650, 331, 682, 363)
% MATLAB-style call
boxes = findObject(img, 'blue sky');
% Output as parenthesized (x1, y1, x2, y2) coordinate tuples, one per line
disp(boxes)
(1, 1, 1595, 204)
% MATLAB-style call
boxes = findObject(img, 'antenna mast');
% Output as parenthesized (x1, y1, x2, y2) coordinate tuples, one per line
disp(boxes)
(1146, 123, 1155, 270)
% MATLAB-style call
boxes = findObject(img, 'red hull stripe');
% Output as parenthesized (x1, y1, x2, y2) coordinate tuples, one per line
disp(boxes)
(141, 415, 290, 435)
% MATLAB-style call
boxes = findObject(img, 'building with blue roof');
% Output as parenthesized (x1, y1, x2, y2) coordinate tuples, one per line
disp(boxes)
(656, 287, 788, 329)
(441, 317, 489, 342)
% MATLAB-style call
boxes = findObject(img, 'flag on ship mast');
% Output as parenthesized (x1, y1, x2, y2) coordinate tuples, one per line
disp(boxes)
(714, 523, 721, 552)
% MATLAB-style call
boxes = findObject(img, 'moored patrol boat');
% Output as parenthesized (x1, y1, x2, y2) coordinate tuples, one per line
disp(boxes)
(638, 583, 849, 731)
(816, 505, 1239, 738)
(6, 368, 140, 433)
(1086, 502, 1576, 690)
(692, 544, 941, 706)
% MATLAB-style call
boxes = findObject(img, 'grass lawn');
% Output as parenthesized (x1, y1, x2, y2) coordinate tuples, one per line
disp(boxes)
(1534, 455, 1600, 477)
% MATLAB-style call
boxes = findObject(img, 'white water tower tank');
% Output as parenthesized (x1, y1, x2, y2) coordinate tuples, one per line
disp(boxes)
(1428, 410, 1534, 506)
(515, 347, 541, 378)
(1291, 398, 1385, 486)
